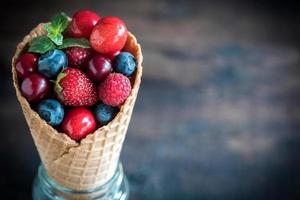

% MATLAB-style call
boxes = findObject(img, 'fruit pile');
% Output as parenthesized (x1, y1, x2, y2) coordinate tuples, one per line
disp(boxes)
(16, 10, 137, 141)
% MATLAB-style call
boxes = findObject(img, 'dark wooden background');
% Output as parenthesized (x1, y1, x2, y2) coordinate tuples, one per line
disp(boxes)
(1, 0, 300, 199)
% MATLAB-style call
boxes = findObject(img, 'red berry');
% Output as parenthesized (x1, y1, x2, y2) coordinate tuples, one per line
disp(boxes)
(90, 16, 128, 54)
(86, 55, 112, 82)
(98, 73, 131, 106)
(55, 68, 98, 106)
(65, 47, 93, 69)
(21, 73, 49, 102)
(68, 10, 100, 38)
(105, 51, 120, 61)
(16, 53, 38, 78)
(62, 107, 96, 141)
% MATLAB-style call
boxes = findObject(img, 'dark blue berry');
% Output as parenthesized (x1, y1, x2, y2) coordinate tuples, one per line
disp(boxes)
(38, 49, 68, 78)
(37, 99, 64, 126)
(114, 52, 136, 77)
(94, 103, 119, 125)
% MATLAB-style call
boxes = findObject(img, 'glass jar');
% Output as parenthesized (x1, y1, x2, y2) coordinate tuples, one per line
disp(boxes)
(32, 162, 129, 200)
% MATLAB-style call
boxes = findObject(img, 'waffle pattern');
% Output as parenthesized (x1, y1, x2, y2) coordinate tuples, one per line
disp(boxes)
(12, 23, 143, 190)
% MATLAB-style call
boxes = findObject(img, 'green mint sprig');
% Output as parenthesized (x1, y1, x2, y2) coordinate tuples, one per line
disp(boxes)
(28, 12, 91, 54)
(44, 12, 69, 46)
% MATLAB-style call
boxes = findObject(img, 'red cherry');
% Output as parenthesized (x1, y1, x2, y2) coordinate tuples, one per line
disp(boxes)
(90, 16, 128, 54)
(105, 51, 120, 62)
(86, 55, 112, 82)
(68, 10, 100, 38)
(16, 53, 38, 78)
(21, 73, 49, 102)
(62, 107, 96, 141)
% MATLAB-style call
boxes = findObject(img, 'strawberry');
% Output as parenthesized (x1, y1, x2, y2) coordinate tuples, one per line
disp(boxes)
(55, 68, 98, 106)
(65, 47, 93, 69)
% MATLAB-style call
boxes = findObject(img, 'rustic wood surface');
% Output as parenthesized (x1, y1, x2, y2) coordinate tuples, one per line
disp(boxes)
(0, 0, 300, 199)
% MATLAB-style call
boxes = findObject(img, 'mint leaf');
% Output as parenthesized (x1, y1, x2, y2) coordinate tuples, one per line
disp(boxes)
(48, 30, 63, 46)
(44, 23, 53, 33)
(58, 38, 90, 49)
(51, 12, 69, 33)
(44, 24, 61, 45)
(44, 22, 64, 45)
(28, 36, 55, 54)
(43, 12, 69, 45)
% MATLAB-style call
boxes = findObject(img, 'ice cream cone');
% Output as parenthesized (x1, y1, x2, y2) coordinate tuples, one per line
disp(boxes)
(12, 23, 142, 190)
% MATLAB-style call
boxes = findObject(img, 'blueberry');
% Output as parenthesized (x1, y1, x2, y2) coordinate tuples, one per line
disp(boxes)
(94, 103, 119, 125)
(114, 52, 136, 77)
(38, 49, 68, 78)
(37, 99, 64, 126)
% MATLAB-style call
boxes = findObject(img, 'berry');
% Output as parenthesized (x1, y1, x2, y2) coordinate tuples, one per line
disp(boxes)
(105, 51, 120, 61)
(65, 47, 93, 69)
(21, 73, 49, 102)
(62, 107, 96, 141)
(114, 52, 136, 76)
(37, 99, 64, 126)
(68, 10, 100, 38)
(90, 16, 128, 54)
(94, 103, 119, 125)
(16, 53, 38, 78)
(98, 73, 131, 106)
(55, 68, 97, 106)
(86, 55, 112, 82)
(38, 49, 68, 78)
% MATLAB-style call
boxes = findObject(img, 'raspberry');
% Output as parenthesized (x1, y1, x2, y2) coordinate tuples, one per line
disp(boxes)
(65, 47, 93, 69)
(98, 73, 131, 106)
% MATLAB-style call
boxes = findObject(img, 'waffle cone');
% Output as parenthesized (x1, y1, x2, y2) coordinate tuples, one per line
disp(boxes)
(12, 23, 143, 190)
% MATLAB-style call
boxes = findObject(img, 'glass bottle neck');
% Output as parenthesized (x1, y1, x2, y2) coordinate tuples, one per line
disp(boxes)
(33, 162, 129, 200)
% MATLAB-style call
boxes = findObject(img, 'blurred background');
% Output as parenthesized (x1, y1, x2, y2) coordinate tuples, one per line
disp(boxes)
(1, 0, 300, 199)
